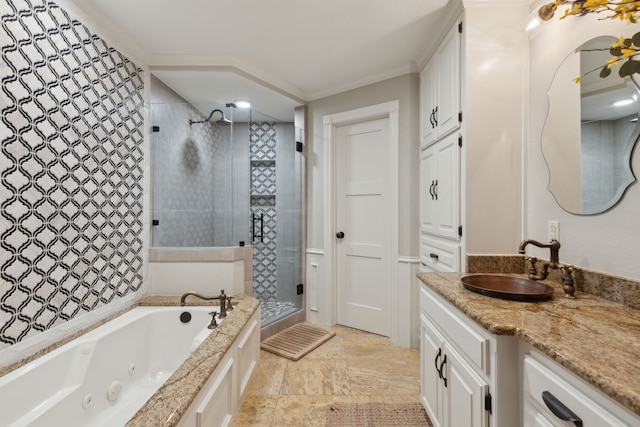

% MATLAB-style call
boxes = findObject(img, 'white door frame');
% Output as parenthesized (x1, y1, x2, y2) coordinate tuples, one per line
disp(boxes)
(323, 100, 399, 339)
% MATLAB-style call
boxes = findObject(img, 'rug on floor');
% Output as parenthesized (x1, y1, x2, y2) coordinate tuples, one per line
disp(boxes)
(260, 323, 335, 361)
(325, 402, 433, 427)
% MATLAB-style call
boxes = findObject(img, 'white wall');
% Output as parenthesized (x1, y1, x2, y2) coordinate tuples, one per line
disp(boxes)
(463, 1, 528, 255)
(528, 6, 640, 279)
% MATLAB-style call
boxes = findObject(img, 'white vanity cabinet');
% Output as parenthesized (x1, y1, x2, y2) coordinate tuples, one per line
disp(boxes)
(522, 347, 640, 427)
(421, 313, 489, 427)
(419, 282, 519, 427)
(178, 308, 260, 427)
(421, 21, 461, 146)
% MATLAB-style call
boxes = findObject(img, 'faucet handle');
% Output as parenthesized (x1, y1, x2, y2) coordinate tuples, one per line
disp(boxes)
(526, 256, 538, 276)
(207, 311, 218, 329)
(561, 264, 576, 298)
(226, 296, 234, 311)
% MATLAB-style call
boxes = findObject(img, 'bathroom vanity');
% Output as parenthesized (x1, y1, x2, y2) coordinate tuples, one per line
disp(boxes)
(418, 272, 640, 427)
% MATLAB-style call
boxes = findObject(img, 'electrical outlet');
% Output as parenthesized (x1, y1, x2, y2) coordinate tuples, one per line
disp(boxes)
(548, 221, 559, 241)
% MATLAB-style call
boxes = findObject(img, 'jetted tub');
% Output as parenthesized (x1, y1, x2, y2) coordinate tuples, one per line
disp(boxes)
(0, 306, 221, 427)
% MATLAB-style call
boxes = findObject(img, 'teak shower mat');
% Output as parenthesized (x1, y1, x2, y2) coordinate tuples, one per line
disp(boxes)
(260, 323, 335, 361)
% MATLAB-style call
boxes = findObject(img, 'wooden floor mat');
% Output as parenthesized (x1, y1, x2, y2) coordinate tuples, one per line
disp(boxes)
(260, 323, 335, 361)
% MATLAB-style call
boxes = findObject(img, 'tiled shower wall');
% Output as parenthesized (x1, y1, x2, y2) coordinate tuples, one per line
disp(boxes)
(0, 0, 145, 349)
(251, 123, 277, 301)
(250, 122, 300, 306)
(150, 76, 232, 247)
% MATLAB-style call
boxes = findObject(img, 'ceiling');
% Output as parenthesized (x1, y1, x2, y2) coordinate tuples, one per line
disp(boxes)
(71, 0, 453, 121)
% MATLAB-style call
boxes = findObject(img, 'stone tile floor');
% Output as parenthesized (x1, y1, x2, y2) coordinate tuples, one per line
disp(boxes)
(232, 323, 421, 426)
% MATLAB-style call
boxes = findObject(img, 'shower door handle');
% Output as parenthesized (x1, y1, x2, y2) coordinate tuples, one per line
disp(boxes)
(252, 213, 265, 243)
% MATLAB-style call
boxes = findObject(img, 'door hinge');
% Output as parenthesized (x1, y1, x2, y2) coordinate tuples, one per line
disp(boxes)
(458, 21, 463, 33)
(458, 135, 462, 147)
(296, 141, 303, 152)
(485, 393, 492, 414)
(458, 111, 463, 123)
(297, 284, 304, 295)
(458, 226, 463, 237)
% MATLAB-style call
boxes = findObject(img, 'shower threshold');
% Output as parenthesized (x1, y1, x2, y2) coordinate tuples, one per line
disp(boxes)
(260, 301, 299, 327)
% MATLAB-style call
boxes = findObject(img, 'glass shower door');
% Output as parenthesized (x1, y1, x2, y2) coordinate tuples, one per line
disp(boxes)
(248, 112, 303, 326)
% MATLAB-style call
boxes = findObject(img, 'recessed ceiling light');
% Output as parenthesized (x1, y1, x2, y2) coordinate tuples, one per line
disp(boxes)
(612, 99, 634, 107)
(234, 100, 252, 109)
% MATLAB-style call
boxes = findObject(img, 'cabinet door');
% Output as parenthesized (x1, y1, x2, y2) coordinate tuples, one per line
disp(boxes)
(420, 144, 437, 234)
(421, 59, 437, 146)
(444, 345, 489, 427)
(420, 314, 445, 427)
(434, 22, 461, 140)
(433, 132, 460, 241)
(237, 314, 260, 398)
(196, 357, 235, 427)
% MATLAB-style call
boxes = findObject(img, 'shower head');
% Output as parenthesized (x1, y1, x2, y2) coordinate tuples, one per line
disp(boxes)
(215, 116, 232, 125)
(189, 109, 232, 126)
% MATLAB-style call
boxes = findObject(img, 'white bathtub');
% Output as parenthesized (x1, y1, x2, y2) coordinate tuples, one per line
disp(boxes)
(0, 306, 221, 427)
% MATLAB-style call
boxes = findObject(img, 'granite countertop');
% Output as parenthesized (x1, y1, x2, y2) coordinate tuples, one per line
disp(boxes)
(125, 294, 260, 427)
(417, 271, 640, 417)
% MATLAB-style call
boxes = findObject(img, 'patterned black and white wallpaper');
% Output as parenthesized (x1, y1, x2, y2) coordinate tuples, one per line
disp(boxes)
(0, 0, 145, 349)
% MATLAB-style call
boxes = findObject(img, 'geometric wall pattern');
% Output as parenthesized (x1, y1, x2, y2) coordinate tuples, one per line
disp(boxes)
(0, 0, 145, 348)
(250, 123, 277, 302)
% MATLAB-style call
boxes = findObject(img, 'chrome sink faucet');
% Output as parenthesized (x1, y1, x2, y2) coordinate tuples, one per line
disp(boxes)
(518, 238, 576, 297)
(180, 289, 228, 318)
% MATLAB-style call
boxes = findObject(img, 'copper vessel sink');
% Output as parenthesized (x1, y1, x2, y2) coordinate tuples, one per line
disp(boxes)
(461, 275, 554, 302)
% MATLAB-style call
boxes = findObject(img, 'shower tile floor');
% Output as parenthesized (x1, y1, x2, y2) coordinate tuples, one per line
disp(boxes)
(260, 301, 299, 326)
(232, 324, 421, 426)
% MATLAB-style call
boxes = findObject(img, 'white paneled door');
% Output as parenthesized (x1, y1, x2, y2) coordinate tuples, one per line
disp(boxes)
(335, 117, 391, 337)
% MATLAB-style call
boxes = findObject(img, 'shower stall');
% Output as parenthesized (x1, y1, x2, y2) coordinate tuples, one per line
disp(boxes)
(150, 75, 304, 327)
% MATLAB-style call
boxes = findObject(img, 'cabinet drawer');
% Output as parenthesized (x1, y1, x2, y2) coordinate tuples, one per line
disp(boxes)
(420, 235, 460, 272)
(420, 284, 490, 375)
(523, 354, 629, 427)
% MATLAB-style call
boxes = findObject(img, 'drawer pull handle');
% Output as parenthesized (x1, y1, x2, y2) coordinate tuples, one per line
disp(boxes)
(434, 348, 442, 378)
(439, 354, 447, 387)
(542, 391, 583, 427)
(429, 253, 439, 260)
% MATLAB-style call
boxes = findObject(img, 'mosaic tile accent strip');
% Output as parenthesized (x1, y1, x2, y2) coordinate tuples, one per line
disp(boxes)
(250, 161, 276, 195)
(250, 122, 277, 302)
(0, 0, 145, 348)
(250, 122, 276, 160)
(252, 206, 276, 301)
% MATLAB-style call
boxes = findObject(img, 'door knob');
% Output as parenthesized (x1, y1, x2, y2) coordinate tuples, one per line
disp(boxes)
(336, 231, 345, 239)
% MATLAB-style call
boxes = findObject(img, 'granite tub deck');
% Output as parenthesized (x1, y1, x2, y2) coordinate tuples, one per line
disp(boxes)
(418, 271, 640, 417)
(126, 294, 260, 427)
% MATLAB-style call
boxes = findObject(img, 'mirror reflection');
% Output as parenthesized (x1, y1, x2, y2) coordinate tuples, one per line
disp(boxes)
(542, 36, 640, 215)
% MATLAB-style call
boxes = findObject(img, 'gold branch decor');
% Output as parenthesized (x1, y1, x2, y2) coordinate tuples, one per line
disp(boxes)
(539, 0, 640, 80)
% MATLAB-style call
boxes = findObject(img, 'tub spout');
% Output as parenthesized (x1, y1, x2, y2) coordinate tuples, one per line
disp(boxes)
(179, 290, 227, 318)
